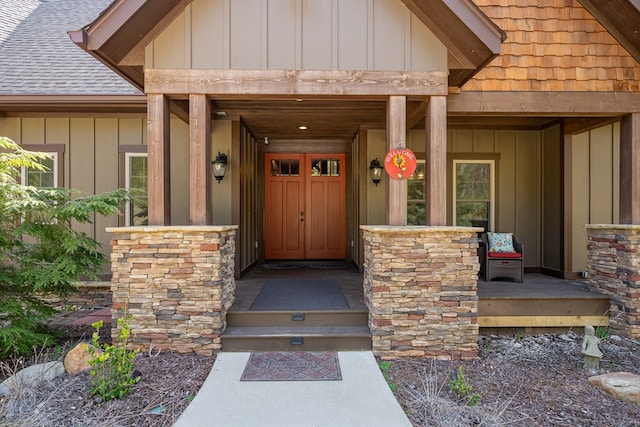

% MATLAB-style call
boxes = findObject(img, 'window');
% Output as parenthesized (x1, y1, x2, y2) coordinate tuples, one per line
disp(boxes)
(407, 161, 426, 225)
(453, 160, 495, 230)
(21, 153, 58, 188)
(125, 153, 148, 226)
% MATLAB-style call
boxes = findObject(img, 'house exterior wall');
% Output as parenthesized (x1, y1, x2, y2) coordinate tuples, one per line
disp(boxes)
(406, 129, 542, 268)
(146, 0, 447, 72)
(571, 123, 620, 272)
(0, 116, 239, 271)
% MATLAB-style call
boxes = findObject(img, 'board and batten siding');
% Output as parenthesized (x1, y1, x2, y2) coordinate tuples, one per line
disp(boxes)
(146, 0, 447, 72)
(571, 123, 620, 273)
(405, 129, 543, 269)
(0, 116, 214, 271)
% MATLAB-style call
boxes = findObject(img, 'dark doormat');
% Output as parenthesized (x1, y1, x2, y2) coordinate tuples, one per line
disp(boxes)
(262, 261, 351, 270)
(250, 279, 349, 310)
(240, 352, 342, 381)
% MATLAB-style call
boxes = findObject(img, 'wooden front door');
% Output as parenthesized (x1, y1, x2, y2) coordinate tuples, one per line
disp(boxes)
(265, 153, 345, 260)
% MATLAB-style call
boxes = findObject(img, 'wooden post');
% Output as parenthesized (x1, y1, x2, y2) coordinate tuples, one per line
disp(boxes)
(147, 93, 171, 225)
(620, 113, 640, 224)
(189, 94, 211, 225)
(425, 95, 447, 225)
(386, 96, 407, 226)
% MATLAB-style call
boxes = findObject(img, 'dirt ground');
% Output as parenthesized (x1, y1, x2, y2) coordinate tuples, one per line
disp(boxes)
(1, 329, 640, 426)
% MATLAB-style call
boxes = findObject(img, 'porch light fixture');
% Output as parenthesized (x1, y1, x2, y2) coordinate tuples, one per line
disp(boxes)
(212, 152, 228, 183)
(369, 158, 384, 186)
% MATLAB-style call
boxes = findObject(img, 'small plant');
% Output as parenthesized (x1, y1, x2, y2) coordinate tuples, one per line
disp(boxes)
(379, 361, 398, 392)
(449, 366, 480, 406)
(88, 309, 140, 401)
(484, 339, 492, 353)
(596, 325, 609, 340)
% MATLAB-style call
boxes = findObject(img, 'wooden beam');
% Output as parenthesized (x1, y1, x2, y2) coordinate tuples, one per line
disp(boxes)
(425, 96, 447, 225)
(189, 94, 211, 225)
(147, 94, 171, 225)
(407, 99, 427, 130)
(358, 128, 369, 269)
(448, 91, 640, 115)
(401, 0, 504, 69)
(620, 113, 640, 224)
(145, 69, 448, 97)
(478, 315, 609, 328)
(386, 96, 407, 226)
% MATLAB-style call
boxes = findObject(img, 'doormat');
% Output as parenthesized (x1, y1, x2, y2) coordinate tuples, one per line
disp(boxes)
(240, 352, 342, 381)
(262, 262, 351, 270)
(250, 279, 349, 310)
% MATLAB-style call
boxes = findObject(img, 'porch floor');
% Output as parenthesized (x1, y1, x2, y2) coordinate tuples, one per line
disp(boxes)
(233, 266, 611, 330)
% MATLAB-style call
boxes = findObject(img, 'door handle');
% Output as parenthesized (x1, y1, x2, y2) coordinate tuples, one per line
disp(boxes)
(300, 211, 304, 222)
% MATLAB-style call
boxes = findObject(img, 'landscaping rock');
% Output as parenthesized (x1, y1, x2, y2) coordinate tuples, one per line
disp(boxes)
(64, 342, 101, 375)
(588, 372, 640, 404)
(0, 361, 65, 396)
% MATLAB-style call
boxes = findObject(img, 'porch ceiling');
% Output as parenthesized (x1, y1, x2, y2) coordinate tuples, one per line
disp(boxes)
(211, 98, 566, 140)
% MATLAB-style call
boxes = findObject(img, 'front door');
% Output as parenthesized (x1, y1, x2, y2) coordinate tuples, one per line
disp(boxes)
(265, 153, 345, 259)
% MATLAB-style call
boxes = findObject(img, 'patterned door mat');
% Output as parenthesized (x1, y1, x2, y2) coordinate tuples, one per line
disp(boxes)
(240, 352, 342, 381)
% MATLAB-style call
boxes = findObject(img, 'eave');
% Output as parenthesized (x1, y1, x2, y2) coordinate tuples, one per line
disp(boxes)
(0, 95, 147, 115)
(577, 0, 640, 63)
(68, 0, 194, 91)
(401, 0, 506, 87)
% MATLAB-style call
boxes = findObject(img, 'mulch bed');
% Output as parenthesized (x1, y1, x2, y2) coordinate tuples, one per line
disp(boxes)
(386, 333, 640, 426)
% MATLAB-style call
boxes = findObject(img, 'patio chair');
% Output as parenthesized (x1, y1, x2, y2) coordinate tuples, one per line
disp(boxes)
(481, 232, 524, 283)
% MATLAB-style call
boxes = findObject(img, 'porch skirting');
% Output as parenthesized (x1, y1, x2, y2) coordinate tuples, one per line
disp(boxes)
(586, 225, 640, 338)
(106, 226, 237, 356)
(361, 226, 480, 360)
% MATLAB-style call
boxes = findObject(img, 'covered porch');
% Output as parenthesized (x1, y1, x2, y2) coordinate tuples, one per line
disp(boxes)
(222, 264, 610, 352)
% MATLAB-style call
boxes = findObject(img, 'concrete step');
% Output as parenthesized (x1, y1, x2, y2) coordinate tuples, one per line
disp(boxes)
(226, 310, 369, 328)
(221, 325, 372, 352)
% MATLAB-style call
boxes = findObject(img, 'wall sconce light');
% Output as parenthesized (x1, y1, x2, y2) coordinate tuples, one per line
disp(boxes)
(369, 158, 384, 186)
(212, 152, 228, 183)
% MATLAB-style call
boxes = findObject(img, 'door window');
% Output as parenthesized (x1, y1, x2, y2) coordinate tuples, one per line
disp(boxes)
(270, 158, 300, 176)
(310, 158, 340, 176)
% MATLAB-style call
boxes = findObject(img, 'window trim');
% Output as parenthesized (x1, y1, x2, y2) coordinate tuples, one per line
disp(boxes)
(452, 159, 496, 230)
(20, 144, 65, 188)
(124, 151, 148, 227)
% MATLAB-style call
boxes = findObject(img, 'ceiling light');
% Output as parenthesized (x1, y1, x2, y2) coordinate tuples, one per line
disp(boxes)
(216, 111, 227, 116)
(298, 125, 308, 130)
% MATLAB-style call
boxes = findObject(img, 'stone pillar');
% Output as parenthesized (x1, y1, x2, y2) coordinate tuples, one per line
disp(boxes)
(107, 226, 237, 355)
(361, 226, 480, 360)
(586, 225, 640, 338)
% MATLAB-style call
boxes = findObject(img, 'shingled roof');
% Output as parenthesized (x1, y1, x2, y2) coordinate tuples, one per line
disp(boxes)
(0, 0, 139, 95)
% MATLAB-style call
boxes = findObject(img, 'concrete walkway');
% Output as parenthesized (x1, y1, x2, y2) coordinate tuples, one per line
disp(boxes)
(174, 351, 412, 427)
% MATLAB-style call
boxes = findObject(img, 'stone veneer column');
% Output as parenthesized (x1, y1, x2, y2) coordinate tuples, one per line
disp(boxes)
(361, 226, 480, 360)
(586, 225, 640, 338)
(106, 226, 237, 356)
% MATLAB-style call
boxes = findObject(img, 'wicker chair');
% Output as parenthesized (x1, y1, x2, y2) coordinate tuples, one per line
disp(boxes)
(481, 233, 524, 283)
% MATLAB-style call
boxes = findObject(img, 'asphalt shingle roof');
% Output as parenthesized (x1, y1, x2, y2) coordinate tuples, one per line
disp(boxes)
(0, 0, 140, 95)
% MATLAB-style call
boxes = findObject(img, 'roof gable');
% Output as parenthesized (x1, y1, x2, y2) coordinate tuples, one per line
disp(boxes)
(70, 0, 505, 88)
